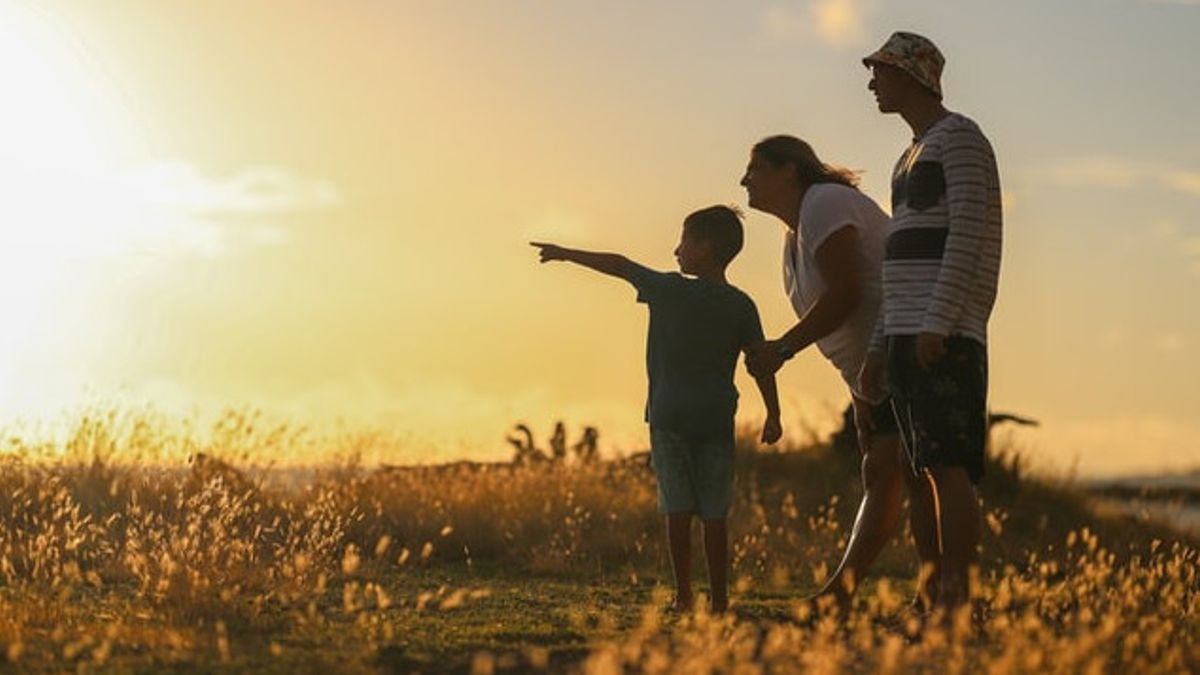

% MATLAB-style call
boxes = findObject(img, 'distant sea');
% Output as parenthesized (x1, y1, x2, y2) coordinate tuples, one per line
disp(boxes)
(1086, 470, 1200, 535)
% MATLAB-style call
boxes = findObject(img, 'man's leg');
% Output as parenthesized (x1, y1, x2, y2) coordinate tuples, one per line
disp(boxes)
(701, 519, 728, 613)
(929, 466, 980, 610)
(817, 433, 906, 605)
(903, 468, 943, 610)
(666, 513, 694, 610)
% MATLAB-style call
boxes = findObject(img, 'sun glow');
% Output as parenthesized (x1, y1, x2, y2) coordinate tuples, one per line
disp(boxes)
(0, 3, 147, 413)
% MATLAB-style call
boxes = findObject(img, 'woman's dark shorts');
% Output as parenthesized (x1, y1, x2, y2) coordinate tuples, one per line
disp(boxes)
(868, 396, 899, 435)
(887, 335, 988, 484)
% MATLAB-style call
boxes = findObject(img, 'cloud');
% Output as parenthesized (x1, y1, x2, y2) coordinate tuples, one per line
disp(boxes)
(124, 162, 341, 214)
(1041, 156, 1200, 198)
(1184, 236, 1200, 276)
(0, 159, 341, 263)
(1145, 219, 1200, 277)
(1155, 332, 1187, 354)
(1164, 171, 1200, 196)
(760, 0, 869, 48)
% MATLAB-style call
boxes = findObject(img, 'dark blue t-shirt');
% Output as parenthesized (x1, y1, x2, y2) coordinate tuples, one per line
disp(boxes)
(628, 265, 764, 439)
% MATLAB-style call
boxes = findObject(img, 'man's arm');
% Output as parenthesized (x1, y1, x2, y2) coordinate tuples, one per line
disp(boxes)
(921, 128, 993, 336)
(746, 226, 863, 377)
(530, 242, 637, 281)
(915, 126, 996, 367)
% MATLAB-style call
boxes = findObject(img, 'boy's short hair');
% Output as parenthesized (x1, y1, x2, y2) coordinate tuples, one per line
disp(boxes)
(684, 205, 744, 266)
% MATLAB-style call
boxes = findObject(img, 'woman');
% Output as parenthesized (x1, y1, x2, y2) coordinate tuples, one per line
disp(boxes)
(740, 135, 938, 610)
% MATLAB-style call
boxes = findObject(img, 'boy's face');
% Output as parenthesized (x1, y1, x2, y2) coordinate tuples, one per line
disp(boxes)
(674, 227, 713, 275)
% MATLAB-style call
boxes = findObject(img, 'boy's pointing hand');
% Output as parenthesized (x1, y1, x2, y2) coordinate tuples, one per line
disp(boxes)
(530, 241, 567, 263)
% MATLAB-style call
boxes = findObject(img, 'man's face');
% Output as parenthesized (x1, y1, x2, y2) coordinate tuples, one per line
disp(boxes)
(740, 151, 793, 212)
(868, 63, 908, 113)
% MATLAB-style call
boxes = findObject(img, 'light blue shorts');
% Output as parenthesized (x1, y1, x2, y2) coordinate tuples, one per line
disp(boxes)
(649, 428, 735, 520)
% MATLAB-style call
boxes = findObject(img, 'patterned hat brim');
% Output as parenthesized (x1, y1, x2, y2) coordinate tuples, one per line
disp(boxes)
(862, 51, 942, 98)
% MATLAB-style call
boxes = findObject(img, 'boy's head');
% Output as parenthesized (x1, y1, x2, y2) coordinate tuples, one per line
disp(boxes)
(675, 205, 744, 275)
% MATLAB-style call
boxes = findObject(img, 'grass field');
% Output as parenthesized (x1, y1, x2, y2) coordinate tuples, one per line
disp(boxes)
(0, 410, 1196, 673)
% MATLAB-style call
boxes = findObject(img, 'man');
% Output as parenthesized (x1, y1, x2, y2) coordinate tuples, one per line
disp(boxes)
(858, 31, 1003, 611)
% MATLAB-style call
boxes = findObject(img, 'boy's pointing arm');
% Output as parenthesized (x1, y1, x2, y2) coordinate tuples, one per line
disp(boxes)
(530, 242, 638, 281)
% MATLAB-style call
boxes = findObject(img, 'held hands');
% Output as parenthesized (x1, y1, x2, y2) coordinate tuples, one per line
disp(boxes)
(530, 241, 568, 263)
(915, 331, 947, 370)
(761, 414, 782, 445)
(745, 340, 787, 379)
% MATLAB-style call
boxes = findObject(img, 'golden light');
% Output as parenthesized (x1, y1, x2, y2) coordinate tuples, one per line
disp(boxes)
(0, 3, 146, 414)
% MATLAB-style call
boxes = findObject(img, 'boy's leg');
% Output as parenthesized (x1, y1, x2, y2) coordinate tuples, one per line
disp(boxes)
(929, 466, 979, 610)
(651, 428, 699, 610)
(691, 433, 735, 614)
(666, 513, 694, 610)
(817, 432, 905, 606)
(701, 518, 728, 613)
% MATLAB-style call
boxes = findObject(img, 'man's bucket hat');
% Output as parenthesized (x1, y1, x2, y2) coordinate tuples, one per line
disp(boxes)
(862, 31, 944, 99)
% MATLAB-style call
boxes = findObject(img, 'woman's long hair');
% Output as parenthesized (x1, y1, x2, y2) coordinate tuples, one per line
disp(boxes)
(752, 135, 861, 189)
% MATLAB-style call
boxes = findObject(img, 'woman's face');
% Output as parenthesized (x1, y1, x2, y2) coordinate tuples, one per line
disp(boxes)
(740, 151, 794, 212)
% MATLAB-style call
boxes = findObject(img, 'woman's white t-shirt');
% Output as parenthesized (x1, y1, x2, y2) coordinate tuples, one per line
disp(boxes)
(783, 182, 889, 400)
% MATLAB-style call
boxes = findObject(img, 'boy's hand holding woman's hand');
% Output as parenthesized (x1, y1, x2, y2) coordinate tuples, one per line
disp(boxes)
(745, 340, 789, 379)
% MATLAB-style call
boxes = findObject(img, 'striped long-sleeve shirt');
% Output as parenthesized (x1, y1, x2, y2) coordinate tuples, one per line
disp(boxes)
(871, 112, 1002, 349)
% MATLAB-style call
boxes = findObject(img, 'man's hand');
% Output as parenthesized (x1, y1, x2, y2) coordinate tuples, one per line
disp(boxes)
(852, 397, 874, 453)
(761, 415, 782, 445)
(857, 349, 888, 404)
(915, 332, 946, 370)
(745, 340, 788, 379)
(530, 241, 568, 263)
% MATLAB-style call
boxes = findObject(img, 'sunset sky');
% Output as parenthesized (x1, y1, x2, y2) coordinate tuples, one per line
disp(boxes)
(1, 0, 1197, 476)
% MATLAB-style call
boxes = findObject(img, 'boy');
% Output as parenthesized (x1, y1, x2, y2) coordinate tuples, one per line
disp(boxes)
(531, 205, 781, 613)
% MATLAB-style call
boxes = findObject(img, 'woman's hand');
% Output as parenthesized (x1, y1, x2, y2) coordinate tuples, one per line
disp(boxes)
(745, 340, 788, 379)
